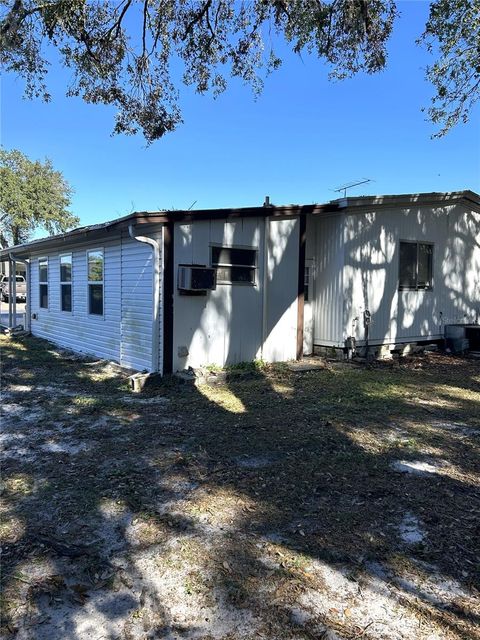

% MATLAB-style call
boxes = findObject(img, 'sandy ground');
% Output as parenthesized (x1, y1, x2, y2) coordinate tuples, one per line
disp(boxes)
(1, 335, 479, 640)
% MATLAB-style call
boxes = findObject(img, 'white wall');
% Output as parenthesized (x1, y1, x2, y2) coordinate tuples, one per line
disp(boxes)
(343, 202, 480, 345)
(172, 216, 299, 371)
(311, 202, 480, 347)
(263, 218, 300, 362)
(29, 231, 158, 371)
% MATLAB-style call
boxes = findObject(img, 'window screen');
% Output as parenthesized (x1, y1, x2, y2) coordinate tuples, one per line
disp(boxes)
(88, 284, 103, 315)
(211, 246, 257, 285)
(38, 258, 48, 309)
(88, 250, 103, 281)
(87, 250, 104, 315)
(60, 255, 72, 312)
(399, 242, 433, 290)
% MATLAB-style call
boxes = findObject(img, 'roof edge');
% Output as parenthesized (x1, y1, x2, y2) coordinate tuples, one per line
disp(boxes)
(336, 190, 480, 210)
(1, 190, 478, 258)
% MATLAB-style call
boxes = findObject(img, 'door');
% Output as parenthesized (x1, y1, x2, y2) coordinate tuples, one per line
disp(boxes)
(303, 258, 315, 355)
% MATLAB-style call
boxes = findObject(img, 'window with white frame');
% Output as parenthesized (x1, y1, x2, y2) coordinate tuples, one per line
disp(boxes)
(60, 254, 72, 312)
(211, 246, 257, 285)
(399, 242, 433, 290)
(38, 258, 48, 309)
(87, 249, 104, 315)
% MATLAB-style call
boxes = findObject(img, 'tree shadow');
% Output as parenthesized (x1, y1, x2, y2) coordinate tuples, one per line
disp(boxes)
(1, 336, 479, 638)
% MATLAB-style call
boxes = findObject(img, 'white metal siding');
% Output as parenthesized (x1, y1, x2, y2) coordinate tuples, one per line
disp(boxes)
(173, 216, 299, 371)
(29, 231, 160, 371)
(30, 241, 122, 361)
(310, 214, 345, 346)
(263, 218, 299, 362)
(311, 202, 480, 347)
(343, 203, 480, 345)
(120, 231, 155, 371)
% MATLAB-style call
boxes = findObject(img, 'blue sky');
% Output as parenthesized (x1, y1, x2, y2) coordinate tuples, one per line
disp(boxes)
(1, 1, 479, 230)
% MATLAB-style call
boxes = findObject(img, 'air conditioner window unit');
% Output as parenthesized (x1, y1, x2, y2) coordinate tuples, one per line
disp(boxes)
(178, 265, 216, 292)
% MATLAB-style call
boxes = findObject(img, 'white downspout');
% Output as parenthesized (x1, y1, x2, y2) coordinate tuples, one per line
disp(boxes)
(10, 254, 30, 332)
(128, 225, 161, 373)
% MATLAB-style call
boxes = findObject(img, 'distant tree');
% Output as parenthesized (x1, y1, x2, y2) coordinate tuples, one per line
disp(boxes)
(0, 148, 78, 248)
(0, 1, 478, 143)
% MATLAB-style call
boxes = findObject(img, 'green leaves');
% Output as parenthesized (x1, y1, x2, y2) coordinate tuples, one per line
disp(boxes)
(0, 0, 398, 142)
(0, 147, 78, 247)
(1, 1, 477, 141)
(419, 0, 480, 136)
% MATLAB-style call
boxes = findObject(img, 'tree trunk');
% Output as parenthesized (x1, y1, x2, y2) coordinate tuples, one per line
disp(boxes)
(12, 226, 20, 246)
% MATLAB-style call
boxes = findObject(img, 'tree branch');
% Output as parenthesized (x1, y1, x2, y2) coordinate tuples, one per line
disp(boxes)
(104, 0, 133, 42)
(183, 0, 212, 40)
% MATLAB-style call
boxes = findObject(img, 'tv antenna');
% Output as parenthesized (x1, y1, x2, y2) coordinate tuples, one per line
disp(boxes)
(332, 178, 373, 198)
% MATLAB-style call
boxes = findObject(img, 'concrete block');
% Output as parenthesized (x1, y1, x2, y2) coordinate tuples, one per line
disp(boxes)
(377, 345, 393, 360)
(129, 372, 163, 393)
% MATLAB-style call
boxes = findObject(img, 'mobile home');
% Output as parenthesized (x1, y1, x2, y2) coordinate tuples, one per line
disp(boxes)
(1, 190, 479, 371)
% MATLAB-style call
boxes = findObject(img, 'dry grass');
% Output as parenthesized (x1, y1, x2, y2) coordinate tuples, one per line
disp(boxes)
(1, 334, 479, 639)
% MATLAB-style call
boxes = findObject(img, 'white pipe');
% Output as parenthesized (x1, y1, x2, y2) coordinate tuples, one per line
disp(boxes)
(11, 257, 17, 327)
(128, 225, 161, 373)
(261, 216, 269, 359)
(8, 257, 13, 329)
(10, 254, 30, 332)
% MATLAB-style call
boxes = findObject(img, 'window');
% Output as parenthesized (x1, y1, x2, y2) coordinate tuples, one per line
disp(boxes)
(60, 255, 72, 312)
(211, 246, 257, 285)
(38, 258, 48, 308)
(399, 242, 433, 290)
(87, 249, 103, 315)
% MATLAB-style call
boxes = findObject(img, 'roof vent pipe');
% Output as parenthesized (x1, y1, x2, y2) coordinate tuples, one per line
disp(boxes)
(263, 196, 271, 207)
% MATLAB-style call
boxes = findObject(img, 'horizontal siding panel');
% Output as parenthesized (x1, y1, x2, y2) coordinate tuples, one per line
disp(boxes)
(30, 239, 123, 363)
(120, 231, 156, 371)
(26, 228, 163, 372)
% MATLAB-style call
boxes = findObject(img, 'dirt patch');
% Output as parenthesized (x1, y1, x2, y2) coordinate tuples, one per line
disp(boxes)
(391, 459, 445, 475)
(1, 336, 479, 640)
(399, 512, 425, 544)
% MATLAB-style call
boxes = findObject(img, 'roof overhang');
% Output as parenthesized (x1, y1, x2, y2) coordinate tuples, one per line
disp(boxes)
(1, 190, 478, 260)
(0, 202, 340, 260)
(335, 190, 480, 213)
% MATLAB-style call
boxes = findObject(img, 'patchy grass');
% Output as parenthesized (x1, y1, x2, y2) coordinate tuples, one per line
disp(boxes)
(1, 334, 479, 639)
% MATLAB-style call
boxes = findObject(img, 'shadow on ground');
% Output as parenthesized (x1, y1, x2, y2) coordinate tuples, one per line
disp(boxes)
(1, 335, 479, 639)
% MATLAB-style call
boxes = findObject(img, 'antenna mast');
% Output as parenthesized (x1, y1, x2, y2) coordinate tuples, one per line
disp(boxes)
(333, 178, 372, 198)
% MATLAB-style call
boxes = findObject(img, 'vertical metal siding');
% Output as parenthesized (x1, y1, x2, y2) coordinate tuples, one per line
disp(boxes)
(263, 218, 299, 362)
(173, 218, 262, 370)
(311, 214, 345, 346)
(172, 216, 299, 370)
(342, 203, 480, 345)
